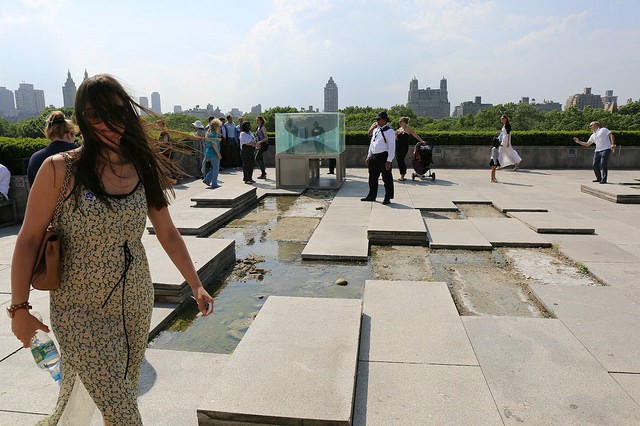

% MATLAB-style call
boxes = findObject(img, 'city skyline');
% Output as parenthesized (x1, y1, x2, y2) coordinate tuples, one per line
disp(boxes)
(1, 1, 638, 114)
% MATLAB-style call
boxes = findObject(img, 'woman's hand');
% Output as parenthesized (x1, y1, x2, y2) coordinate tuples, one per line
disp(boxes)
(192, 285, 214, 316)
(12, 310, 48, 348)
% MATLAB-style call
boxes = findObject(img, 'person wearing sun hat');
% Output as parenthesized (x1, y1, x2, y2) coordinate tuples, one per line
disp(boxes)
(192, 120, 206, 178)
(361, 111, 395, 205)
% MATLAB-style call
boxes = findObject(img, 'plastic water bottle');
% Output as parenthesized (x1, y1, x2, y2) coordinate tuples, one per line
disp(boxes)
(30, 312, 62, 383)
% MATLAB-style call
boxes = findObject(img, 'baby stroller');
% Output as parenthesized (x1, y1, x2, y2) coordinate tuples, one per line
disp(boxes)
(411, 142, 436, 181)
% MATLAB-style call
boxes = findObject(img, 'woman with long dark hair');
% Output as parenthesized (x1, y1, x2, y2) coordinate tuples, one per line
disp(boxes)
(10, 74, 214, 424)
(254, 116, 268, 179)
(498, 114, 521, 170)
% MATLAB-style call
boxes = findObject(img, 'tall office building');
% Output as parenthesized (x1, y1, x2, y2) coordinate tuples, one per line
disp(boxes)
(0, 87, 17, 119)
(323, 77, 338, 112)
(139, 97, 149, 108)
(62, 70, 77, 108)
(15, 83, 45, 118)
(407, 77, 450, 118)
(151, 92, 161, 114)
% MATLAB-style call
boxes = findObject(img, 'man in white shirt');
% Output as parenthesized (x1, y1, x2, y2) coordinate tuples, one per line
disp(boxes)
(573, 121, 616, 184)
(361, 111, 396, 205)
(0, 164, 11, 202)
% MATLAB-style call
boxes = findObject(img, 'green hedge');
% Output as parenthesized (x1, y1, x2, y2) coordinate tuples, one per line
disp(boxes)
(345, 130, 640, 146)
(0, 137, 49, 174)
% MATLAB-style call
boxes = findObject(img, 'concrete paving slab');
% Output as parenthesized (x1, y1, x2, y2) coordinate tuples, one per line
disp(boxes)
(581, 183, 640, 203)
(425, 218, 492, 250)
(508, 211, 595, 234)
(191, 186, 257, 207)
(408, 193, 458, 211)
(143, 235, 235, 303)
(530, 284, 640, 373)
(582, 262, 640, 304)
(319, 205, 372, 225)
(594, 219, 640, 245)
(468, 217, 552, 247)
(360, 280, 477, 365)
(137, 349, 228, 426)
(302, 224, 369, 260)
(197, 296, 362, 425)
(148, 206, 234, 236)
(0, 346, 228, 425)
(0, 265, 10, 294)
(353, 362, 501, 426)
(368, 206, 427, 245)
(546, 234, 640, 263)
(463, 316, 640, 424)
(612, 373, 640, 406)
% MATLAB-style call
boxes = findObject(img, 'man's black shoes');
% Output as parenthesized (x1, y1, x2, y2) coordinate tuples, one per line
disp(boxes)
(361, 197, 375, 202)
(382, 198, 391, 205)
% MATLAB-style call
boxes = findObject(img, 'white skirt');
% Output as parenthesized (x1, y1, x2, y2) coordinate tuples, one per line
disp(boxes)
(499, 145, 522, 168)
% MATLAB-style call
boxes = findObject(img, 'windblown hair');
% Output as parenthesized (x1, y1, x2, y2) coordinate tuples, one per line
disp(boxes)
(73, 73, 174, 210)
(399, 116, 410, 124)
(44, 111, 76, 141)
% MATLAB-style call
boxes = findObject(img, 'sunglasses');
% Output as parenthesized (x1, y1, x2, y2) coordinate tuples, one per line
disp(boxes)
(82, 105, 127, 124)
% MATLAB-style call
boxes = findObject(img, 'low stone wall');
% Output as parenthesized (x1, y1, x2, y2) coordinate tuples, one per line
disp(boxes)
(259, 145, 640, 169)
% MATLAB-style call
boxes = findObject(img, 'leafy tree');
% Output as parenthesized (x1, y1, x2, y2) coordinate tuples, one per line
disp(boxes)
(262, 106, 299, 132)
(618, 101, 640, 115)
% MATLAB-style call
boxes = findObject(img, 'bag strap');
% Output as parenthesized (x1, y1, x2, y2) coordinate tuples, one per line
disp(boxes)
(51, 153, 72, 227)
(378, 125, 389, 145)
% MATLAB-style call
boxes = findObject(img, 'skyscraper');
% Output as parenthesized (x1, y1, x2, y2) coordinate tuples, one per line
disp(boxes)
(62, 70, 76, 108)
(324, 77, 338, 112)
(0, 87, 17, 119)
(139, 97, 149, 115)
(15, 83, 45, 119)
(151, 92, 161, 114)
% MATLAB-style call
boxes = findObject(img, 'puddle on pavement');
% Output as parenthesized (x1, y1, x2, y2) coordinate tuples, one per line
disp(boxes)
(149, 193, 372, 354)
(149, 192, 599, 353)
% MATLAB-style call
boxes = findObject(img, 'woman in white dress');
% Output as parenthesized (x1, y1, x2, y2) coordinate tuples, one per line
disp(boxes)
(498, 114, 521, 170)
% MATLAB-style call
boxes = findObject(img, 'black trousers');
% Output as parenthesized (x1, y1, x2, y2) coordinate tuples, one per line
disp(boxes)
(366, 152, 394, 200)
(396, 141, 409, 175)
(241, 147, 256, 181)
(255, 147, 266, 175)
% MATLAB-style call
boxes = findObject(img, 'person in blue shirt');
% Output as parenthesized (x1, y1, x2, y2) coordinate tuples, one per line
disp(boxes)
(27, 111, 78, 185)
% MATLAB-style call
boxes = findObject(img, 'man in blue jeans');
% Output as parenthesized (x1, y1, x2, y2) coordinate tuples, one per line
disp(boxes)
(573, 121, 616, 184)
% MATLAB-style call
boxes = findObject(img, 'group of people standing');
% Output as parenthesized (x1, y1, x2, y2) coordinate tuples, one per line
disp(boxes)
(193, 115, 269, 187)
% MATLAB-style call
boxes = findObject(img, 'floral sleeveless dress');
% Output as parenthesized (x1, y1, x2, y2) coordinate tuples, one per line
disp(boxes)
(39, 170, 154, 425)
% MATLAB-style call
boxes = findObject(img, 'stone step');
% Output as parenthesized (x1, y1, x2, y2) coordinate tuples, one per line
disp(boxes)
(468, 217, 552, 248)
(197, 296, 362, 425)
(367, 205, 427, 246)
(507, 211, 595, 234)
(191, 186, 257, 208)
(143, 235, 235, 303)
(581, 182, 640, 203)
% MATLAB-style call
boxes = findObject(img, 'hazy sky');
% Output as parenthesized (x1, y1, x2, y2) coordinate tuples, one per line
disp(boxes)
(1, 0, 638, 114)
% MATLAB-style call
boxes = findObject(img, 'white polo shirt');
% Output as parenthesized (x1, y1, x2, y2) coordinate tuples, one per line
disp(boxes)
(588, 127, 612, 152)
(367, 125, 396, 162)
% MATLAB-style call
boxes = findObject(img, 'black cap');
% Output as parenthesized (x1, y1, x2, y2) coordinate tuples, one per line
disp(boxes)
(375, 111, 389, 121)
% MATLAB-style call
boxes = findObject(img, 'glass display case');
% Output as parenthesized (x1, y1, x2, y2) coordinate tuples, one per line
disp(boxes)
(275, 113, 346, 189)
